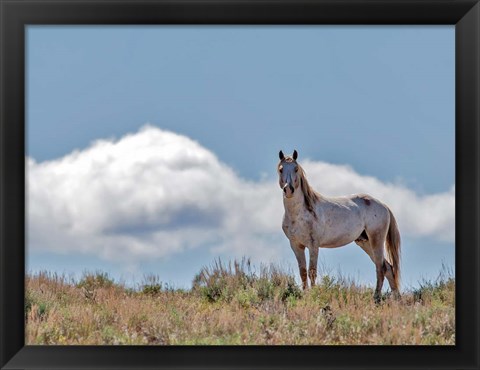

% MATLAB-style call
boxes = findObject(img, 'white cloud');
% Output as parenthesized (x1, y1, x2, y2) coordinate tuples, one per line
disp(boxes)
(27, 125, 454, 265)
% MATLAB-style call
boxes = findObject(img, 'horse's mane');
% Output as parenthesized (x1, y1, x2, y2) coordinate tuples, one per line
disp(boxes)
(297, 164, 320, 217)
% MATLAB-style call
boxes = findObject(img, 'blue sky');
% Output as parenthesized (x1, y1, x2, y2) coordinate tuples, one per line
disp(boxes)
(26, 26, 455, 289)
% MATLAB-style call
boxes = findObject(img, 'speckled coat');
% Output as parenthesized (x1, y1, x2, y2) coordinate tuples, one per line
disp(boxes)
(278, 151, 401, 301)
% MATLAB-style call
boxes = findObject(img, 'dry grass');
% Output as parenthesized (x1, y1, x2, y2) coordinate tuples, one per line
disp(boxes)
(25, 259, 455, 345)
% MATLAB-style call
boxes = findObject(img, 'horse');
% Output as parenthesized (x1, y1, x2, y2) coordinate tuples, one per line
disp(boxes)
(277, 150, 401, 302)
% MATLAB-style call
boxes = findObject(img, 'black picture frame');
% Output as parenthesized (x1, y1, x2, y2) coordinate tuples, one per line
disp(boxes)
(1, 1, 479, 369)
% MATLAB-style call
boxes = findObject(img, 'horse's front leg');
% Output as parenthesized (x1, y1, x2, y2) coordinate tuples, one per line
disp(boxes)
(308, 246, 319, 287)
(290, 242, 307, 290)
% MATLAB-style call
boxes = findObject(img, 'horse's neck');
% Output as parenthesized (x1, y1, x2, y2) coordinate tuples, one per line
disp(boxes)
(283, 189, 308, 219)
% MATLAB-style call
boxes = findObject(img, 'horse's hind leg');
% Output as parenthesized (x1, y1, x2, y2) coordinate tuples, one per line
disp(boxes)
(355, 239, 383, 301)
(290, 242, 308, 290)
(355, 239, 373, 260)
(384, 262, 400, 299)
(356, 240, 399, 297)
(367, 233, 388, 303)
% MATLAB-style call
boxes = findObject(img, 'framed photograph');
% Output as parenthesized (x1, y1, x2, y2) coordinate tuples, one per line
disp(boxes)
(1, 0, 479, 369)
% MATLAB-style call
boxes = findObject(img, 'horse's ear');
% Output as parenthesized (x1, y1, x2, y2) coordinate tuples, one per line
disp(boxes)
(293, 150, 298, 160)
(279, 150, 285, 160)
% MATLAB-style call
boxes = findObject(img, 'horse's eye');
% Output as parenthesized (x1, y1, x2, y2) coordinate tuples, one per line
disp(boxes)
(279, 168, 283, 173)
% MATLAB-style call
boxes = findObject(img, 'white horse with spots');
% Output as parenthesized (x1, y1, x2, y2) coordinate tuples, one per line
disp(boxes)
(278, 150, 401, 302)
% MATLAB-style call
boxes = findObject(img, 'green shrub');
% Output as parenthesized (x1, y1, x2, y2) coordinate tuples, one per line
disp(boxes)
(256, 278, 275, 301)
(25, 290, 50, 320)
(413, 275, 455, 304)
(140, 274, 163, 296)
(77, 271, 114, 290)
(280, 278, 303, 302)
(25, 291, 33, 317)
(193, 258, 254, 302)
(192, 258, 303, 304)
(77, 271, 115, 302)
(235, 287, 259, 308)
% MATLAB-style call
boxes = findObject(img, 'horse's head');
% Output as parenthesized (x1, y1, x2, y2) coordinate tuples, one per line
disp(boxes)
(278, 150, 300, 198)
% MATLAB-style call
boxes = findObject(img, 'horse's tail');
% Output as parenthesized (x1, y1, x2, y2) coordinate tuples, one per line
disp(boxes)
(386, 207, 401, 289)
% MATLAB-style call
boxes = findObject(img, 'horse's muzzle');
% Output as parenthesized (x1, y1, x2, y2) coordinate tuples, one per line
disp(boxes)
(283, 183, 294, 197)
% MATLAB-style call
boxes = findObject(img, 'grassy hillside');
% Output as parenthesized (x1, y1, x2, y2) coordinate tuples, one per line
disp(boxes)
(25, 259, 455, 345)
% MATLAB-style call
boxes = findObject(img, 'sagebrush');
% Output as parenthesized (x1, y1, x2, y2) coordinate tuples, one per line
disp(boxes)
(25, 259, 455, 345)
